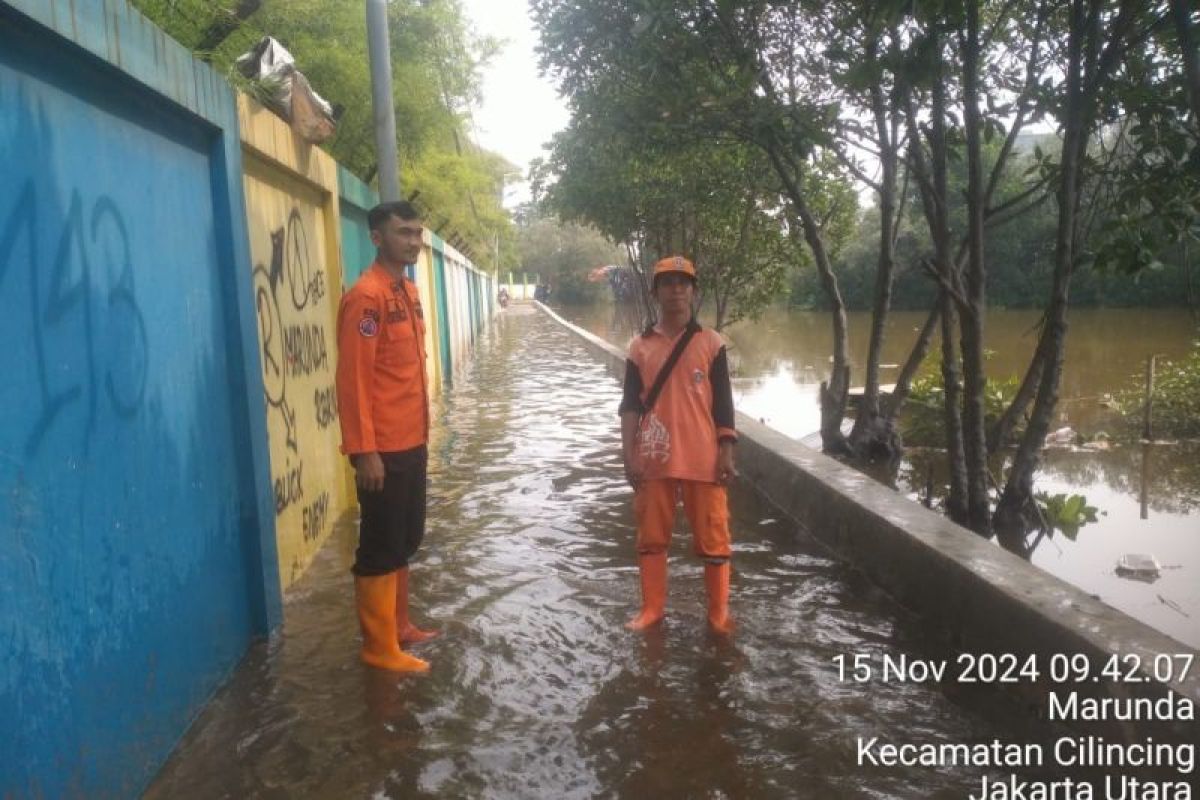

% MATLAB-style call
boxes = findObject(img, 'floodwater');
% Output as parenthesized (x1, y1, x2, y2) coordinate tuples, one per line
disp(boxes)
(147, 306, 1079, 799)
(562, 305, 1200, 649)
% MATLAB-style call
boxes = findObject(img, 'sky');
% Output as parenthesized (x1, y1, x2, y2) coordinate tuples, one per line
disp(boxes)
(459, 0, 570, 208)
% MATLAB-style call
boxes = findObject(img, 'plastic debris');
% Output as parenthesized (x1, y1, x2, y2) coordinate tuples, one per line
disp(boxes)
(1043, 425, 1077, 447)
(1115, 553, 1161, 579)
(235, 36, 336, 143)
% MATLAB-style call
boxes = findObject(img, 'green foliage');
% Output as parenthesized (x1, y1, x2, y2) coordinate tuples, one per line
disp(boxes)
(532, 1, 857, 328)
(1113, 340, 1200, 439)
(1034, 492, 1100, 541)
(799, 129, 1199, 312)
(514, 216, 626, 305)
(902, 350, 1020, 446)
(131, 0, 515, 263)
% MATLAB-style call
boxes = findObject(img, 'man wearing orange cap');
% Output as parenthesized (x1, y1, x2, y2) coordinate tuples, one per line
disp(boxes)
(336, 201, 439, 673)
(618, 255, 738, 634)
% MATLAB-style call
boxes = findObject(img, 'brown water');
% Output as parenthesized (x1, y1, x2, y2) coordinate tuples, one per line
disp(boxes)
(563, 305, 1200, 649)
(146, 307, 1077, 799)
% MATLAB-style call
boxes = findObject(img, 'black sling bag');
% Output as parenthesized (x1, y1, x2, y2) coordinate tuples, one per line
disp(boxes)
(640, 319, 700, 419)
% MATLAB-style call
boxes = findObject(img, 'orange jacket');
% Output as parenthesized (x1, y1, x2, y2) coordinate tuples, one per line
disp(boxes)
(336, 262, 429, 454)
(619, 323, 737, 483)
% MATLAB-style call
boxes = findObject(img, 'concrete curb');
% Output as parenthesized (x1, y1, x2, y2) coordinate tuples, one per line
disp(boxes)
(536, 301, 1198, 739)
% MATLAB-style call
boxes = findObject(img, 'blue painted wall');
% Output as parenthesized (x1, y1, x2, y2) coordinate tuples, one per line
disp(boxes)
(0, 2, 278, 797)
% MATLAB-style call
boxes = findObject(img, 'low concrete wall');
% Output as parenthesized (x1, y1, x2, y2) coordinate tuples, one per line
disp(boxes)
(537, 302, 1199, 739)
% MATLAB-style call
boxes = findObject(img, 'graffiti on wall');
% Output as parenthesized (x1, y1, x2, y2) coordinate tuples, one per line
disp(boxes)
(252, 208, 339, 454)
(1, 183, 148, 455)
(250, 205, 337, 556)
(272, 459, 303, 515)
(302, 491, 329, 543)
(313, 384, 338, 429)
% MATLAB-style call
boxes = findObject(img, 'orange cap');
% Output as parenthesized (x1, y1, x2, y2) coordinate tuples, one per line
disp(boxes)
(652, 255, 696, 284)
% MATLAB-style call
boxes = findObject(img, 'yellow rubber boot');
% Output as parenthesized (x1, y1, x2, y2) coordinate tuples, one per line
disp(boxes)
(625, 552, 667, 631)
(355, 573, 430, 673)
(396, 566, 439, 645)
(704, 561, 734, 635)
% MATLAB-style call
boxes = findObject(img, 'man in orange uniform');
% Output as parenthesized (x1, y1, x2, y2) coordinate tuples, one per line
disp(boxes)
(336, 201, 439, 673)
(618, 256, 738, 634)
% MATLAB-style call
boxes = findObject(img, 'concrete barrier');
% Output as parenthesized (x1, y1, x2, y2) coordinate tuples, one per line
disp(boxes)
(238, 94, 357, 589)
(536, 302, 1200, 740)
(1, 3, 280, 795)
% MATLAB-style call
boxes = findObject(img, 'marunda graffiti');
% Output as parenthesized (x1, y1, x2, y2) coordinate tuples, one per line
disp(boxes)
(284, 323, 328, 377)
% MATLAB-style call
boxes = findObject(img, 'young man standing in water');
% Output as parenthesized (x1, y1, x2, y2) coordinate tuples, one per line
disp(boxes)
(619, 256, 738, 634)
(336, 201, 439, 673)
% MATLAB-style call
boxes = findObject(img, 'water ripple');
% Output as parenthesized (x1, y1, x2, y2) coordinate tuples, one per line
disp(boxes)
(147, 310, 1055, 799)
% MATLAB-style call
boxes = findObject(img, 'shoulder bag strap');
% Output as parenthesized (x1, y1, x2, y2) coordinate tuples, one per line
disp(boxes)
(641, 320, 700, 418)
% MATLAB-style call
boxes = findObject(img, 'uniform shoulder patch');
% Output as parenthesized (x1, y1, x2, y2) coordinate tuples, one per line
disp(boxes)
(358, 312, 379, 338)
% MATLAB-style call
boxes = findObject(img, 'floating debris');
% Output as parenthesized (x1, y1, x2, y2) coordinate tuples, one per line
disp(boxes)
(1116, 553, 1161, 580)
(1157, 595, 1189, 617)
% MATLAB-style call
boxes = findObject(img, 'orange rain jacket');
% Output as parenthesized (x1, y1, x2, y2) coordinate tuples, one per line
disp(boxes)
(336, 262, 430, 455)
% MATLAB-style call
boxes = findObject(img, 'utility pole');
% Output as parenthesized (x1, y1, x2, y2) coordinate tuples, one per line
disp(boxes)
(366, 0, 400, 202)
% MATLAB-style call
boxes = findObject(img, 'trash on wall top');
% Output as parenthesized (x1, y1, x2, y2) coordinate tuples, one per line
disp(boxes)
(235, 36, 337, 144)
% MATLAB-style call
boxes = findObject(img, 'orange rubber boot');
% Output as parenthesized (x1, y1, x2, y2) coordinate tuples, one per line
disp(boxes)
(625, 553, 668, 631)
(396, 566, 439, 644)
(704, 561, 734, 635)
(355, 573, 430, 673)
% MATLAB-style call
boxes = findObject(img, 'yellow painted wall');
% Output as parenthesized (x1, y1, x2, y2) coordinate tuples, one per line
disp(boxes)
(238, 95, 354, 589)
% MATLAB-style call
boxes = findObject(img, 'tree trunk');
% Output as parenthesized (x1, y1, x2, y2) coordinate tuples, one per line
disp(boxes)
(988, 344, 1044, 453)
(195, 0, 262, 58)
(848, 58, 902, 464)
(716, 189, 757, 333)
(995, 0, 1090, 541)
(768, 147, 850, 453)
(905, 21, 968, 526)
(883, 304, 941, 420)
(995, 0, 1139, 541)
(626, 238, 655, 329)
(798, 204, 850, 454)
(960, 1, 992, 535)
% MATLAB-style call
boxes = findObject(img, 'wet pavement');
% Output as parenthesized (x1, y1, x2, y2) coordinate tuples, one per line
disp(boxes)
(145, 306, 1064, 799)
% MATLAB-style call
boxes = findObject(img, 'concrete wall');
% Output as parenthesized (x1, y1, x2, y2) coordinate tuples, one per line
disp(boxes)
(427, 232, 495, 388)
(0, 1, 500, 792)
(240, 101, 499, 590)
(537, 302, 1200, 736)
(336, 164, 377, 288)
(238, 95, 355, 589)
(0, 3, 279, 796)
(336, 194, 496, 400)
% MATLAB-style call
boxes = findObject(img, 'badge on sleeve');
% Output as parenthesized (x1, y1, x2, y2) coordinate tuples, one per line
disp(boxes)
(359, 308, 380, 338)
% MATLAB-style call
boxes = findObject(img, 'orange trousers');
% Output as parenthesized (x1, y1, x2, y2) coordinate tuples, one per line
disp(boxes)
(633, 479, 731, 561)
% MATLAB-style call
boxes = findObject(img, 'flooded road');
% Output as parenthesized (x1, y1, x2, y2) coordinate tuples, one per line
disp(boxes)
(147, 307, 1067, 799)
(561, 304, 1199, 650)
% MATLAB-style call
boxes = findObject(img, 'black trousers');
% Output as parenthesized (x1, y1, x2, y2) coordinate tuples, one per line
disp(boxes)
(353, 445, 427, 576)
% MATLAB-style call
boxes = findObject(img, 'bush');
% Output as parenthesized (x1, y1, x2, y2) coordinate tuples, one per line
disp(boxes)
(1113, 340, 1200, 439)
(901, 350, 1020, 447)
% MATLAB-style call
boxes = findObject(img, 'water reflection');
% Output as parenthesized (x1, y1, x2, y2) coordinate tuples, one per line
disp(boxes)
(559, 303, 1199, 648)
(1040, 441, 1200, 517)
(148, 309, 1092, 797)
(563, 304, 1197, 439)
